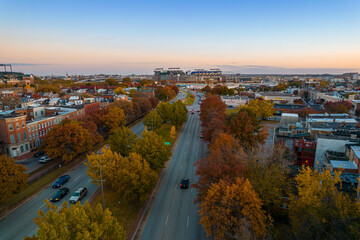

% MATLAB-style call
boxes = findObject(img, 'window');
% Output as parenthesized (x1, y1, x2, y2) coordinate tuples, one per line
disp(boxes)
(16, 122, 19, 129)
(24, 132, 27, 140)
(38, 124, 41, 129)
(41, 110, 44, 115)
(32, 133, 35, 139)
(25, 144, 29, 151)
(32, 126, 34, 131)
(35, 125, 37, 130)
(10, 135, 15, 143)
(41, 123, 44, 128)
(45, 129, 47, 134)
(30, 142, 32, 148)
(29, 134, 32, 140)
(20, 146, 24, 153)
(6, 148, 9, 154)
(36, 132, 38, 138)
(39, 131, 42, 137)
(28, 127, 30, 132)
(44, 122, 47, 127)
(35, 112, 38, 116)
(42, 130, 44, 135)
(40, 139, 43, 144)
(8, 124, 13, 131)
(22, 121, 25, 128)
(18, 133, 21, 142)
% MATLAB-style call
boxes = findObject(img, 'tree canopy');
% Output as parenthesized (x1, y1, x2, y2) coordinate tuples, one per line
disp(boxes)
(109, 126, 138, 156)
(143, 110, 163, 131)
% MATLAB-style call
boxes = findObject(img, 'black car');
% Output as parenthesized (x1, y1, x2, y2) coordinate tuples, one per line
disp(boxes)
(33, 151, 45, 158)
(52, 175, 71, 188)
(50, 187, 69, 202)
(180, 178, 190, 189)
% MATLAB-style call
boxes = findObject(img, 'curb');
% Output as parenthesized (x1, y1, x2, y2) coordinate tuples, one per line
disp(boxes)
(129, 120, 186, 240)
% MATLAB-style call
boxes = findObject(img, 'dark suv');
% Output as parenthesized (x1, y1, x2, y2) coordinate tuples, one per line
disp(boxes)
(180, 178, 189, 189)
(52, 175, 71, 188)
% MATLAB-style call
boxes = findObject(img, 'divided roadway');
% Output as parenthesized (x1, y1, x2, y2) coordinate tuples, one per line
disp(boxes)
(140, 92, 209, 240)
(0, 122, 145, 240)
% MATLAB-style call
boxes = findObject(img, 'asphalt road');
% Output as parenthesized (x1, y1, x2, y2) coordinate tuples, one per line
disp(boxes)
(0, 121, 145, 240)
(140, 92, 209, 240)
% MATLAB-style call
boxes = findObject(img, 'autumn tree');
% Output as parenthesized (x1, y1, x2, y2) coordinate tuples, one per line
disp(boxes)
(288, 167, 360, 239)
(193, 134, 245, 203)
(199, 178, 268, 240)
(171, 85, 179, 94)
(241, 98, 274, 120)
(105, 78, 120, 86)
(114, 87, 127, 95)
(155, 86, 176, 101)
(42, 120, 93, 163)
(201, 85, 212, 93)
(201, 111, 228, 143)
(132, 97, 152, 116)
(148, 95, 159, 109)
(101, 106, 126, 132)
(122, 77, 132, 85)
(133, 130, 171, 170)
(109, 126, 138, 156)
(79, 119, 103, 145)
(170, 126, 176, 142)
(324, 101, 352, 114)
(112, 99, 135, 121)
(0, 96, 21, 110)
(228, 109, 268, 150)
(86, 150, 157, 202)
(26, 201, 126, 240)
(200, 95, 227, 125)
(0, 154, 27, 202)
(144, 110, 163, 131)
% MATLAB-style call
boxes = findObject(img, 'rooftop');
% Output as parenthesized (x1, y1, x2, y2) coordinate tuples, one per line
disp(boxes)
(331, 160, 358, 170)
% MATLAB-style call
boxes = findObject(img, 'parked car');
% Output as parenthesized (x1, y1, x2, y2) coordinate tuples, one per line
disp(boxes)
(50, 188, 69, 202)
(191, 110, 195, 114)
(52, 175, 71, 188)
(69, 187, 88, 204)
(33, 151, 45, 158)
(39, 155, 51, 163)
(180, 178, 190, 189)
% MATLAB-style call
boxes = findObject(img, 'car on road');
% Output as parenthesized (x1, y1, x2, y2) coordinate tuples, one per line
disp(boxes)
(197, 109, 200, 112)
(52, 175, 71, 188)
(69, 187, 88, 204)
(200, 134, 203, 138)
(33, 151, 45, 158)
(191, 110, 195, 114)
(39, 155, 51, 163)
(180, 178, 190, 189)
(50, 187, 69, 202)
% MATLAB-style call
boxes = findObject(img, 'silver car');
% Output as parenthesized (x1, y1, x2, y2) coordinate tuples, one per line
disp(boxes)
(69, 187, 88, 204)
(39, 155, 51, 163)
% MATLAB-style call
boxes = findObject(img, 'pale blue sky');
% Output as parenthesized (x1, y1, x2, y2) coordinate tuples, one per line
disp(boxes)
(0, 0, 359, 74)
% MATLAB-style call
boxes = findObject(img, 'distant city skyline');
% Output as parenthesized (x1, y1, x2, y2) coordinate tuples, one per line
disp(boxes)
(1, 0, 359, 75)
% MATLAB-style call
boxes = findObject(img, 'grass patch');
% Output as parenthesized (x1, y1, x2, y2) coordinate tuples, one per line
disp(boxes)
(184, 92, 195, 105)
(91, 187, 143, 238)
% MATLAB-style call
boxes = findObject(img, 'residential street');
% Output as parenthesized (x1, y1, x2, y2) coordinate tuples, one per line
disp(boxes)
(140, 93, 209, 240)
(0, 121, 145, 240)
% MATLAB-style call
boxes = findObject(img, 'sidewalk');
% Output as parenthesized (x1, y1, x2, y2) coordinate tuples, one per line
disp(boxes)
(14, 151, 36, 162)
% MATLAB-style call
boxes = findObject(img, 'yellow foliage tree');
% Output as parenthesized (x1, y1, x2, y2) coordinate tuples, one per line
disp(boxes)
(101, 106, 126, 132)
(86, 149, 157, 202)
(170, 126, 176, 142)
(241, 99, 274, 120)
(114, 87, 127, 95)
(0, 154, 28, 202)
(199, 178, 268, 240)
(289, 167, 360, 239)
(25, 201, 126, 240)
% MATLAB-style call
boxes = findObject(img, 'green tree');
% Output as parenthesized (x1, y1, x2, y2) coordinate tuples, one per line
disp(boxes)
(143, 110, 163, 131)
(199, 178, 268, 240)
(109, 126, 138, 156)
(0, 154, 28, 202)
(42, 120, 93, 163)
(170, 100, 187, 128)
(156, 102, 173, 122)
(25, 201, 126, 240)
(133, 130, 171, 170)
(105, 78, 120, 86)
(241, 98, 274, 120)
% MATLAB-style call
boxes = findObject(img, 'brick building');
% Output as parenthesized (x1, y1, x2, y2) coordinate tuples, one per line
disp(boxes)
(0, 113, 30, 157)
(84, 102, 100, 116)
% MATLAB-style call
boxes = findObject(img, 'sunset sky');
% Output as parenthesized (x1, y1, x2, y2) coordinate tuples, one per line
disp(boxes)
(0, 0, 359, 75)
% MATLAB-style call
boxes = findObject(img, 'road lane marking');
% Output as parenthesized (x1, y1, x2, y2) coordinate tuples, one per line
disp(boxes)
(165, 214, 169, 226)
(74, 176, 80, 182)
(187, 216, 189, 227)
(39, 203, 46, 209)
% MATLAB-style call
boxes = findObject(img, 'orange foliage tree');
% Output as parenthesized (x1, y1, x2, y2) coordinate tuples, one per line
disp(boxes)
(42, 120, 93, 163)
(199, 178, 268, 240)
(193, 134, 245, 203)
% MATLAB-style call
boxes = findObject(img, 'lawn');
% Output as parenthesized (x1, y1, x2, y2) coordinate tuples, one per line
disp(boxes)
(90, 189, 143, 239)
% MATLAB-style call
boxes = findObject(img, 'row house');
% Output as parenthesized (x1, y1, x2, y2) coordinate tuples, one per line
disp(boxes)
(0, 113, 30, 157)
